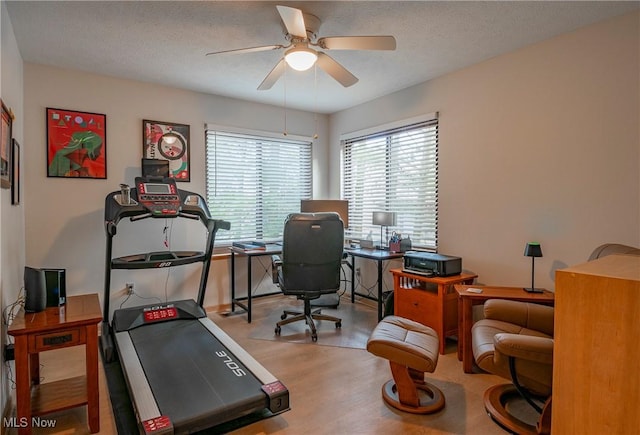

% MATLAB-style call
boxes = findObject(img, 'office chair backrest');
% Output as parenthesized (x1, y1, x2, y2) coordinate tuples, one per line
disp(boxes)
(280, 212, 344, 293)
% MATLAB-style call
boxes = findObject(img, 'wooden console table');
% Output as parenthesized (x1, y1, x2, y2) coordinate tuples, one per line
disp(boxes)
(391, 269, 477, 354)
(8, 294, 102, 435)
(454, 285, 555, 373)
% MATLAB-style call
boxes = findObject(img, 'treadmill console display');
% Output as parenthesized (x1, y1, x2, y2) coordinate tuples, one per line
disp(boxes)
(143, 304, 178, 323)
(135, 177, 181, 216)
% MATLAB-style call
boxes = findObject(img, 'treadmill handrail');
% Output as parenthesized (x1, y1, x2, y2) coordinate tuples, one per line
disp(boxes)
(104, 187, 214, 230)
(102, 185, 230, 344)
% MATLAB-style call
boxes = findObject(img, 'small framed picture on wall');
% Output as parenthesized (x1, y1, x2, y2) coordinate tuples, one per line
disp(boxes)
(11, 139, 20, 205)
(142, 119, 190, 181)
(46, 108, 107, 179)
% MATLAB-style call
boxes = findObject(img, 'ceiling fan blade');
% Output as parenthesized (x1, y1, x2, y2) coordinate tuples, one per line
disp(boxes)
(276, 5, 307, 38)
(206, 45, 284, 56)
(257, 58, 286, 90)
(317, 36, 396, 51)
(316, 52, 358, 88)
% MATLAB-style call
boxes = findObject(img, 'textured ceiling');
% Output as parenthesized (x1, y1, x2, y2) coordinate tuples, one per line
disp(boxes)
(6, 1, 639, 114)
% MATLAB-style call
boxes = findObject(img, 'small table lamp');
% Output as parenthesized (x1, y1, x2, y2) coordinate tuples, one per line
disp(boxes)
(372, 211, 397, 250)
(524, 242, 543, 293)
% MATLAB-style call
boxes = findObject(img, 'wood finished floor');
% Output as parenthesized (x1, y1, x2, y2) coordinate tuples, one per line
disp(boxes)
(6, 295, 509, 434)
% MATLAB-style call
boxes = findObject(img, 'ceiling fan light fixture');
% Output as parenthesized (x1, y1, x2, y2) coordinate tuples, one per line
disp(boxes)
(284, 46, 317, 71)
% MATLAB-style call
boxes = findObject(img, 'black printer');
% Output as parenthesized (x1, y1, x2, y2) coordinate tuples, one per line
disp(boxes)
(402, 251, 462, 277)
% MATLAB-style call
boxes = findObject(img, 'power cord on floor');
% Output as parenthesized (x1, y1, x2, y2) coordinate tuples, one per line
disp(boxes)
(3, 288, 26, 389)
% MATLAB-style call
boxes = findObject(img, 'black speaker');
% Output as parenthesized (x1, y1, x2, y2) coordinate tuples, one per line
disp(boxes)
(24, 267, 46, 313)
(43, 268, 66, 307)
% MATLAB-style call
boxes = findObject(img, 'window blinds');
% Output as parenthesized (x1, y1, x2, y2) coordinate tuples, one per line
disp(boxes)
(205, 130, 312, 242)
(342, 118, 438, 250)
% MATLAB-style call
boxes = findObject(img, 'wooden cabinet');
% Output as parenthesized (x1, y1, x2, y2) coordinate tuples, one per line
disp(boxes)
(553, 254, 640, 434)
(391, 269, 477, 354)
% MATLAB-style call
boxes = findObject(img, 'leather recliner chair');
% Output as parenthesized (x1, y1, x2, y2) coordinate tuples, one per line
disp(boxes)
(472, 299, 554, 435)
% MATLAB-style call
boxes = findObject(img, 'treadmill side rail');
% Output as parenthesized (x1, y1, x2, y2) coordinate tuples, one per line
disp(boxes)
(199, 317, 290, 415)
(115, 331, 164, 426)
(198, 317, 278, 385)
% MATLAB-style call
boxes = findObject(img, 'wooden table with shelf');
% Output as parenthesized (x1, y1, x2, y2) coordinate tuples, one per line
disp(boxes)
(8, 294, 102, 435)
(454, 285, 555, 373)
(391, 269, 478, 354)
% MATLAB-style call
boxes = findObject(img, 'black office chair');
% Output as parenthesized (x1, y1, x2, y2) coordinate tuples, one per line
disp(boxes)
(272, 212, 344, 342)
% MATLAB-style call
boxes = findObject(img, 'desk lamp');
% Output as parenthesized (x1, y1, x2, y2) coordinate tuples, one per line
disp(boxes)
(524, 242, 543, 293)
(372, 211, 397, 250)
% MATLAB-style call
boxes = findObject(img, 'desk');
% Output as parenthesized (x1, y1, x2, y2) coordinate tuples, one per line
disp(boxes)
(455, 285, 555, 373)
(391, 269, 477, 354)
(347, 248, 404, 321)
(230, 244, 282, 323)
(8, 294, 102, 435)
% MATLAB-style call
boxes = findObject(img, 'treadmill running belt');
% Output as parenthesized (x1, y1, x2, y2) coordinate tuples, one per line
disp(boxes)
(129, 319, 267, 432)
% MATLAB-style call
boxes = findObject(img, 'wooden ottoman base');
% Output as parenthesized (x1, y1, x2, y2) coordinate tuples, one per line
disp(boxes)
(367, 316, 445, 415)
(382, 362, 445, 414)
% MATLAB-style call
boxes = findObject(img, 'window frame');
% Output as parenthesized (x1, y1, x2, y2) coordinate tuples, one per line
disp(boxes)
(205, 125, 313, 245)
(340, 113, 439, 250)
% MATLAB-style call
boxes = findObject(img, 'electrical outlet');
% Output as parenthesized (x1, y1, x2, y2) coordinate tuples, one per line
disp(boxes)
(356, 267, 361, 277)
(126, 283, 134, 295)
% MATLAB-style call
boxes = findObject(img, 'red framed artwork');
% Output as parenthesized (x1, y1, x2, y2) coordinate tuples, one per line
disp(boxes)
(142, 119, 190, 181)
(1, 100, 11, 189)
(46, 108, 107, 179)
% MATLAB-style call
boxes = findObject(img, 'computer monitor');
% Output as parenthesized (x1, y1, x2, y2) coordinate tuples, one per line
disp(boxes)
(300, 199, 349, 228)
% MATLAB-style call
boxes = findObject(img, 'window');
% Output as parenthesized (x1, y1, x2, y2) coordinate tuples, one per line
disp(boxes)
(342, 115, 438, 250)
(205, 129, 312, 243)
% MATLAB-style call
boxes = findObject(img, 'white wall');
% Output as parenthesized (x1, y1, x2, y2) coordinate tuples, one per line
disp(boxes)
(22, 64, 330, 319)
(1, 0, 26, 417)
(329, 11, 640, 291)
(5, 4, 637, 424)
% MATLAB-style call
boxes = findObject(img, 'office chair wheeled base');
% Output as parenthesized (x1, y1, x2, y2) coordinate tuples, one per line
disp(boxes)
(484, 384, 551, 435)
(275, 299, 341, 342)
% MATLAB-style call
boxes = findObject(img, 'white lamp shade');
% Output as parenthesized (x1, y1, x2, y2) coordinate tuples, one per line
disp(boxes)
(372, 211, 397, 226)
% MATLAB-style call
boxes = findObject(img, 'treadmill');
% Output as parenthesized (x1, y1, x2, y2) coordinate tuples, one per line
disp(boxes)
(101, 176, 289, 434)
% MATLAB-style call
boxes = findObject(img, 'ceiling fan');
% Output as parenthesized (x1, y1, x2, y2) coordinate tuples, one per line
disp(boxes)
(206, 5, 396, 90)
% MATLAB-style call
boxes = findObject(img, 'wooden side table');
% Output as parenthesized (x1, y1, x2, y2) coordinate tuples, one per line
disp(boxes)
(8, 294, 102, 435)
(391, 269, 477, 354)
(455, 285, 555, 373)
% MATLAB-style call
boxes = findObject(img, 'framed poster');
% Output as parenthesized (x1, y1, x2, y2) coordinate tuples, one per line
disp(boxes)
(11, 139, 20, 205)
(46, 108, 107, 179)
(142, 119, 190, 181)
(0, 100, 11, 189)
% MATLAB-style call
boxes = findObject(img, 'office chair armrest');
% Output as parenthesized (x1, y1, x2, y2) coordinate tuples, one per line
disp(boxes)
(271, 255, 282, 284)
(494, 333, 554, 366)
